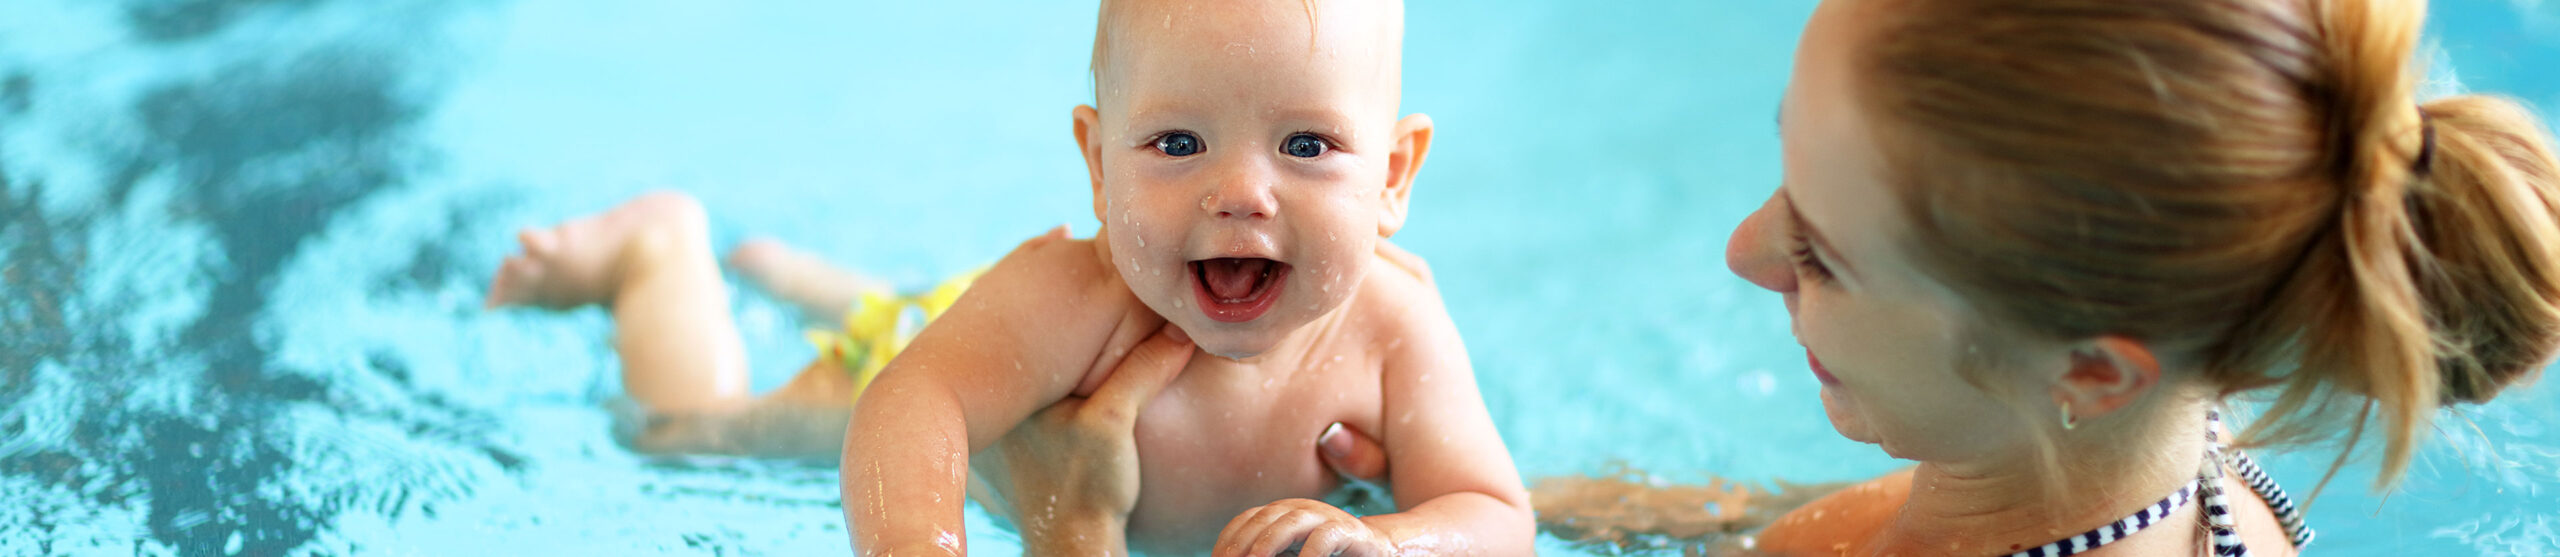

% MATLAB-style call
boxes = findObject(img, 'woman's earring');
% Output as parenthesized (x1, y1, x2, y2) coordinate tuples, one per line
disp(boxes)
(2060, 400, 2078, 431)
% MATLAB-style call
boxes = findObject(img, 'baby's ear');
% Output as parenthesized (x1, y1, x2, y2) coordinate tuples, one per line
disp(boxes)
(1074, 104, 1108, 223)
(1378, 113, 1434, 238)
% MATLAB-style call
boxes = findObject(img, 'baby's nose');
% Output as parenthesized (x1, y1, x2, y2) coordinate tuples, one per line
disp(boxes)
(1206, 169, 1278, 220)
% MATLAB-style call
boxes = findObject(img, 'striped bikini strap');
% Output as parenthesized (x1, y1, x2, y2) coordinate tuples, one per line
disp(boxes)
(2003, 480, 2200, 557)
(2002, 408, 2314, 557)
(2198, 450, 2254, 556)
(2219, 441, 2317, 548)
(2206, 409, 2317, 550)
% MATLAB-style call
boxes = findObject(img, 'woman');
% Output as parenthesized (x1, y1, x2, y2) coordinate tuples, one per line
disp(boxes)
(1731, 0, 2558, 553)
(1032, 0, 2560, 555)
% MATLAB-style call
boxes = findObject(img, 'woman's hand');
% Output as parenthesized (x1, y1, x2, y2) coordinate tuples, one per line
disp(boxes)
(991, 324, 1196, 555)
(1318, 421, 1390, 487)
(991, 321, 1396, 556)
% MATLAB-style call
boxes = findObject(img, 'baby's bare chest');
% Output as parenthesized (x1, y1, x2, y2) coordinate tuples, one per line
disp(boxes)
(1120, 351, 1388, 553)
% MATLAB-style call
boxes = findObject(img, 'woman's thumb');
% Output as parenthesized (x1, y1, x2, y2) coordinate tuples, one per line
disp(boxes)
(1084, 324, 1196, 424)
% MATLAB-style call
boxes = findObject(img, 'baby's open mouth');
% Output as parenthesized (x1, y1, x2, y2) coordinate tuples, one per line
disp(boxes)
(1191, 257, 1290, 323)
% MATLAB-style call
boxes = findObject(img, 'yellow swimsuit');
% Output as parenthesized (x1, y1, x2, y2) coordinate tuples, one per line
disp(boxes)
(803, 270, 981, 400)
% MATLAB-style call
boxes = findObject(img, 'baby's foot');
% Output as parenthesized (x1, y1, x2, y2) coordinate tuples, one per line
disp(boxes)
(726, 238, 881, 319)
(486, 191, 708, 310)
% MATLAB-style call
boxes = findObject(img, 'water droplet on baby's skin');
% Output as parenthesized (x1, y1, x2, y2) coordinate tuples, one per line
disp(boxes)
(933, 530, 962, 553)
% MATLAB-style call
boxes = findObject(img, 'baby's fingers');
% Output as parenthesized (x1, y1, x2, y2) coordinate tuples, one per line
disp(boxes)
(1297, 522, 1387, 557)
(1216, 504, 1283, 557)
(1245, 510, 1333, 557)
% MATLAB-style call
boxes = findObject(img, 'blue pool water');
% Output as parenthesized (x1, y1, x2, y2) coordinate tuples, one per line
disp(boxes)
(1, 0, 2554, 554)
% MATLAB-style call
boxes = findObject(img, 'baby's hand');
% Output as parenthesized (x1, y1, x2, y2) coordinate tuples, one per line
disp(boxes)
(1214, 498, 1394, 557)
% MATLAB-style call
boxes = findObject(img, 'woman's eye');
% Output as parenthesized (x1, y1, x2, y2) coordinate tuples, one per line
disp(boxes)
(1155, 132, 1202, 157)
(1282, 134, 1329, 158)
(1790, 234, 1835, 283)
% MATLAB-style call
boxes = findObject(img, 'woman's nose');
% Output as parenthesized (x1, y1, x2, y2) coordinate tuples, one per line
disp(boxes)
(1728, 192, 1798, 294)
(1206, 157, 1279, 221)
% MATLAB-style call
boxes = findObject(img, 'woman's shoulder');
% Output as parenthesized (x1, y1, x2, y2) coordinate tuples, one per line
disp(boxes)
(1753, 467, 1913, 555)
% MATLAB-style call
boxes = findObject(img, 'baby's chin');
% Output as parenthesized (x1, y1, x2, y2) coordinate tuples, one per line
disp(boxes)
(1185, 325, 1287, 361)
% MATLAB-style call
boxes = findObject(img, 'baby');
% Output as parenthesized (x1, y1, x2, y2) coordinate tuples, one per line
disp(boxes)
(487, 0, 1529, 554)
(842, 0, 1529, 554)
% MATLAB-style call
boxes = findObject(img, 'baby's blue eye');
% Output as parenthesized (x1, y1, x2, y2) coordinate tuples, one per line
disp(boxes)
(1282, 134, 1328, 158)
(1155, 132, 1202, 157)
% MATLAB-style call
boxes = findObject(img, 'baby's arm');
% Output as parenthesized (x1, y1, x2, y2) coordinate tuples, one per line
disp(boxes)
(840, 231, 1159, 555)
(1217, 268, 1533, 556)
(1359, 286, 1534, 553)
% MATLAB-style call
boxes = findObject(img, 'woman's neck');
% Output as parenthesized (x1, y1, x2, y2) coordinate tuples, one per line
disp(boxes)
(1873, 396, 2213, 556)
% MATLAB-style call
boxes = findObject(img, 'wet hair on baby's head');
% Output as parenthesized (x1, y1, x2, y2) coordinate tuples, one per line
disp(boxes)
(1085, 0, 1403, 105)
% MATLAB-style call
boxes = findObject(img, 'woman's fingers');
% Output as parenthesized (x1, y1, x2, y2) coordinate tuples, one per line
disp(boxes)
(1080, 324, 1195, 428)
(1318, 422, 1391, 484)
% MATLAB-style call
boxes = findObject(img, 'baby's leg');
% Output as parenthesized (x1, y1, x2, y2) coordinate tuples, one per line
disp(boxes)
(619, 359, 861, 459)
(726, 239, 890, 322)
(487, 192, 750, 414)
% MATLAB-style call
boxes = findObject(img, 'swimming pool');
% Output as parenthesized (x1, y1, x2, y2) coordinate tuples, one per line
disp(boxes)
(1, 0, 2554, 554)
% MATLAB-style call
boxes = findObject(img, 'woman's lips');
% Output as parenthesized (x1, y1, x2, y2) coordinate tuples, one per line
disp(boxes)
(1808, 348, 1841, 385)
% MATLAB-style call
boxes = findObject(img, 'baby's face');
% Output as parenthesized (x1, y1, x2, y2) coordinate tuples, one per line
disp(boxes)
(1078, 0, 1420, 359)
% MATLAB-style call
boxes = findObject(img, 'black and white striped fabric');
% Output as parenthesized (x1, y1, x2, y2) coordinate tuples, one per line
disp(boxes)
(2006, 481, 2198, 557)
(2223, 449, 2315, 547)
(2002, 409, 2316, 557)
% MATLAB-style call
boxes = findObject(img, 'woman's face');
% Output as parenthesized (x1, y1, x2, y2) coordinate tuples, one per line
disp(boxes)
(1725, 0, 2067, 463)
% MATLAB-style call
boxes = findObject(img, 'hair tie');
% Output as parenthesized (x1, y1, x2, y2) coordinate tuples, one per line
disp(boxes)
(2413, 110, 2438, 177)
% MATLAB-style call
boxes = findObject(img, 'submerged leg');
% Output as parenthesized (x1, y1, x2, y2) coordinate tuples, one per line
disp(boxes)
(618, 359, 862, 459)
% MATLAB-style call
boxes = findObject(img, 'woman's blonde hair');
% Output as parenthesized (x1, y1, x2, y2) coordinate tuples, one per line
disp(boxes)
(1859, 0, 2560, 489)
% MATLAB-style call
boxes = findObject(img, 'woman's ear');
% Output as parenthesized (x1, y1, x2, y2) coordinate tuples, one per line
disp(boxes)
(1377, 113, 1435, 238)
(2055, 335, 2164, 425)
(1075, 104, 1108, 223)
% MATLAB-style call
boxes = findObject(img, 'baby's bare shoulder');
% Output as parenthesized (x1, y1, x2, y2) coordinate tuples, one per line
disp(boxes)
(943, 231, 1144, 358)
(1353, 242, 1456, 349)
(976, 230, 1128, 303)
